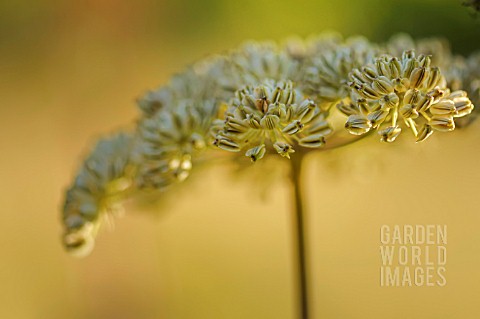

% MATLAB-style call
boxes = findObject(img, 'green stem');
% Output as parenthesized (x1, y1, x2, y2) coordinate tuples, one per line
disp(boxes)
(290, 153, 309, 319)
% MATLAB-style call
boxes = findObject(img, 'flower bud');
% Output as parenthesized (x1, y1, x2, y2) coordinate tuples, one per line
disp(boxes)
(298, 134, 326, 148)
(372, 76, 394, 94)
(296, 100, 317, 123)
(337, 101, 358, 116)
(305, 121, 332, 136)
(245, 144, 266, 162)
(246, 114, 261, 129)
(400, 104, 419, 119)
(452, 96, 474, 117)
(367, 110, 389, 128)
(345, 114, 372, 135)
(273, 142, 295, 159)
(214, 137, 241, 152)
(430, 115, 455, 132)
(378, 126, 401, 143)
(415, 95, 434, 112)
(430, 100, 456, 115)
(426, 67, 442, 91)
(380, 93, 399, 109)
(404, 89, 420, 105)
(388, 57, 401, 78)
(260, 114, 280, 130)
(410, 67, 429, 88)
(282, 120, 304, 135)
(416, 124, 433, 143)
(360, 85, 381, 99)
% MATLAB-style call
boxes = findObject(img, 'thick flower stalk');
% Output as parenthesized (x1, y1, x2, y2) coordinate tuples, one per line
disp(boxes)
(342, 50, 474, 142)
(213, 80, 332, 161)
(62, 133, 135, 257)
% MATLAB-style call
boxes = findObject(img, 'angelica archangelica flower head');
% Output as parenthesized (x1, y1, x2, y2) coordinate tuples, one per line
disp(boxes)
(61, 33, 479, 257)
(62, 133, 135, 257)
(445, 52, 480, 112)
(135, 56, 226, 188)
(300, 36, 378, 110)
(385, 34, 453, 70)
(466, 52, 480, 106)
(212, 79, 332, 161)
(137, 99, 217, 188)
(342, 50, 474, 142)
(210, 41, 302, 99)
(137, 61, 222, 117)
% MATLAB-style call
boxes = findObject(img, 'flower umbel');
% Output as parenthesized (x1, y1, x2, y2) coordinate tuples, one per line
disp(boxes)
(211, 42, 301, 98)
(342, 50, 474, 142)
(213, 80, 332, 161)
(61, 33, 477, 257)
(62, 133, 135, 257)
(137, 63, 221, 117)
(137, 99, 217, 188)
(300, 36, 378, 109)
(61, 32, 479, 319)
(445, 52, 480, 117)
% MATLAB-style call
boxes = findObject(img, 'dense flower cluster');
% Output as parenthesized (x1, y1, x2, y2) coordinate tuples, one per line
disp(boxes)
(137, 99, 217, 187)
(211, 42, 302, 95)
(61, 33, 478, 256)
(213, 80, 332, 161)
(62, 133, 135, 257)
(343, 51, 474, 142)
(446, 52, 480, 110)
(300, 36, 379, 109)
(385, 33, 453, 70)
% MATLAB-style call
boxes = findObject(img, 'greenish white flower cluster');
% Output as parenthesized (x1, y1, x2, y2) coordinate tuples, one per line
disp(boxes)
(62, 133, 135, 257)
(212, 80, 331, 161)
(344, 51, 474, 142)
(61, 33, 478, 256)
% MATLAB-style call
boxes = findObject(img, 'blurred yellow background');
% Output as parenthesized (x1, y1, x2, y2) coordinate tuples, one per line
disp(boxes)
(1, 0, 479, 318)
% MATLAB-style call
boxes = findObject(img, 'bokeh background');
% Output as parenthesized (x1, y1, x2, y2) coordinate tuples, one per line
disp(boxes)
(1, 0, 480, 318)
